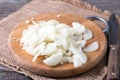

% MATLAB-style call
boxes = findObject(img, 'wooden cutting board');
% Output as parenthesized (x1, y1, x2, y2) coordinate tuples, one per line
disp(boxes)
(8, 13, 107, 78)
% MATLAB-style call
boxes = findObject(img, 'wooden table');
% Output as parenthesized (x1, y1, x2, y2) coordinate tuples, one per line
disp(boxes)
(0, 0, 120, 20)
(0, 0, 120, 79)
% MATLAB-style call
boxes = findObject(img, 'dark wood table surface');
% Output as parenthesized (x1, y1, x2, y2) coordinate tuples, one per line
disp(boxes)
(0, 0, 120, 80)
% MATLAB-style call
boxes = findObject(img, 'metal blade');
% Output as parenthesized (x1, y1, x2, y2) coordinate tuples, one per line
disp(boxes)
(108, 14, 119, 45)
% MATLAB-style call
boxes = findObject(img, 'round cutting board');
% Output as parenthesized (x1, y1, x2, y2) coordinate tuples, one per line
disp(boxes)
(8, 13, 107, 78)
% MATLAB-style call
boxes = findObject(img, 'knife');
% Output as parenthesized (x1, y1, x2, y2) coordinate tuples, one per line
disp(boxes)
(107, 14, 119, 80)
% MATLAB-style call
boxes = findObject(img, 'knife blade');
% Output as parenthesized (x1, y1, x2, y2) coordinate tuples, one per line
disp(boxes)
(107, 14, 119, 80)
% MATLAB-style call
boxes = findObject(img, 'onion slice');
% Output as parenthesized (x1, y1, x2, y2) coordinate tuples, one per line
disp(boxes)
(43, 52, 63, 66)
(83, 41, 99, 52)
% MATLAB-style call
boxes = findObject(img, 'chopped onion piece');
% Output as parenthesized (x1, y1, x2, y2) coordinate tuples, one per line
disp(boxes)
(84, 29, 93, 40)
(72, 22, 86, 35)
(75, 40, 86, 48)
(46, 20, 59, 27)
(54, 35, 68, 50)
(43, 52, 63, 66)
(83, 41, 99, 52)
(32, 48, 44, 62)
(69, 45, 83, 55)
(73, 55, 84, 68)
(41, 43, 58, 56)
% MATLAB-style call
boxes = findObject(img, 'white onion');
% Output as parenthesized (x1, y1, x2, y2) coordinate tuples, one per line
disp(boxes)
(43, 52, 63, 66)
(84, 29, 93, 40)
(83, 41, 99, 52)
(20, 19, 99, 68)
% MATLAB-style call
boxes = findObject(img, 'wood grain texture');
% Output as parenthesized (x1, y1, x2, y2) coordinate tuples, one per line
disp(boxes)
(84, 0, 120, 15)
(0, 0, 120, 20)
(0, 0, 31, 70)
(8, 13, 107, 78)
(0, 71, 32, 80)
(107, 45, 119, 80)
(0, 0, 31, 20)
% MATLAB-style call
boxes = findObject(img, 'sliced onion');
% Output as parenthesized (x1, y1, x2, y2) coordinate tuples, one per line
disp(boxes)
(83, 41, 99, 52)
(72, 22, 86, 35)
(75, 40, 86, 48)
(41, 43, 58, 56)
(43, 52, 63, 66)
(46, 20, 59, 27)
(20, 19, 99, 68)
(84, 29, 93, 40)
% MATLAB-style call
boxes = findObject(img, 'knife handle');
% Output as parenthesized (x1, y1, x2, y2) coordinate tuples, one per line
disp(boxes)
(107, 45, 119, 80)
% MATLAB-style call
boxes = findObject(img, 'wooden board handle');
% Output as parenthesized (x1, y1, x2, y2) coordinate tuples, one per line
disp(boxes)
(107, 45, 119, 80)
